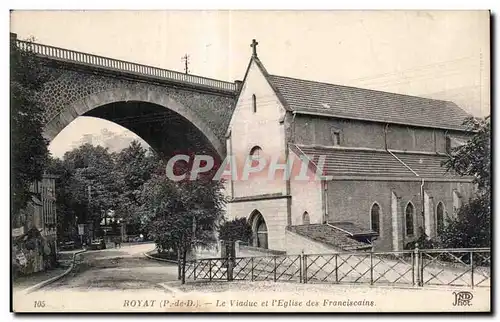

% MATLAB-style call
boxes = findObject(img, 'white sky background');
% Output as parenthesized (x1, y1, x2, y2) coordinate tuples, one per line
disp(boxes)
(9, 10, 490, 157)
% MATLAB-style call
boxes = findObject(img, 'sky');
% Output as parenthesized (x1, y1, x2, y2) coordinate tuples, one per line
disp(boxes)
(9, 10, 490, 158)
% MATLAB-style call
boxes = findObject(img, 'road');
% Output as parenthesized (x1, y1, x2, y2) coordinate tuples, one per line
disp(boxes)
(45, 243, 179, 292)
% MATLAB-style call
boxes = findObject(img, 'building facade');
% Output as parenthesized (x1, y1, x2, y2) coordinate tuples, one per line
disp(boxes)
(225, 49, 475, 253)
(12, 174, 58, 276)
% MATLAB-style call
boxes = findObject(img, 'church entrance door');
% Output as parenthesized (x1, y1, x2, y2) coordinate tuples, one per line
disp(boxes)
(256, 218, 268, 249)
(250, 210, 268, 249)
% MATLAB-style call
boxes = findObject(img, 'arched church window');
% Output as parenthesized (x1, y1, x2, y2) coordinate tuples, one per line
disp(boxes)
(370, 203, 381, 234)
(436, 202, 445, 235)
(252, 94, 257, 113)
(302, 211, 310, 225)
(405, 202, 414, 236)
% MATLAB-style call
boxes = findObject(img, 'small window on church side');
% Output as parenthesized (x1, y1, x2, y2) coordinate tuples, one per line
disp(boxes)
(249, 146, 262, 160)
(405, 202, 414, 236)
(302, 212, 310, 225)
(252, 94, 257, 113)
(370, 203, 380, 234)
(334, 132, 341, 145)
(331, 128, 341, 146)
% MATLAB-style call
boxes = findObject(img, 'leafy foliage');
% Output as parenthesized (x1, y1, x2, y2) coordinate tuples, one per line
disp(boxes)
(113, 141, 161, 225)
(443, 116, 491, 193)
(439, 116, 491, 248)
(219, 218, 252, 244)
(10, 37, 50, 216)
(49, 144, 125, 241)
(438, 193, 490, 248)
(141, 174, 227, 283)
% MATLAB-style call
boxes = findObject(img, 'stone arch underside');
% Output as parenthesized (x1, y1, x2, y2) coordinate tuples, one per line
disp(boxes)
(44, 87, 226, 158)
(39, 67, 237, 158)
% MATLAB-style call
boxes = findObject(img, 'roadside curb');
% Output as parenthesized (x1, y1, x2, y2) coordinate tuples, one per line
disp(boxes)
(23, 249, 87, 295)
(143, 251, 178, 264)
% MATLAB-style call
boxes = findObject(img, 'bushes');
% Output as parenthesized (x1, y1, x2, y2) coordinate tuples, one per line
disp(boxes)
(219, 218, 252, 243)
(438, 194, 491, 249)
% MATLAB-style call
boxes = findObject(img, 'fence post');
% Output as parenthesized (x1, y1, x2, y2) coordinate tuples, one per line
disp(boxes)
(414, 244, 421, 286)
(470, 251, 474, 289)
(209, 259, 212, 281)
(300, 251, 304, 283)
(194, 261, 197, 280)
(304, 255, 308, 284)
(251, 257, 254, 281)
(370, 251, 374, 285)
(228, 258, 234, 282)
(273, 257, 277, 282)
(335, 254, 339, 283)
(411, 251, 415, 286)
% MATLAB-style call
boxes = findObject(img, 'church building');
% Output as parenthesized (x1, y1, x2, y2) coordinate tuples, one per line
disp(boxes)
(225, 40, 475, 253)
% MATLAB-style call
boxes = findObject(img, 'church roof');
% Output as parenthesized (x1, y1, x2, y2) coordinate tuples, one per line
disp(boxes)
(291, 144, 472, 180)
(288, 224, 372, 251)
(267, 75, 471, 131)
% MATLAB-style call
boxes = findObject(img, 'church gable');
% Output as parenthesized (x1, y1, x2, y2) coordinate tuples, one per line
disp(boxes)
(229, 58, 287, 131)
(226, 56, 288, 199)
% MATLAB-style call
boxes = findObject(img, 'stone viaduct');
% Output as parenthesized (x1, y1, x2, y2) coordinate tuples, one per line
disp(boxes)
(12, 33, 240, 159)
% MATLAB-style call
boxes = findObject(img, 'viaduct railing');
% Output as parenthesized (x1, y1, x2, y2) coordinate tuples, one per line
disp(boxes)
(15, 39, 238, 93)
(184, 247, 491, 288)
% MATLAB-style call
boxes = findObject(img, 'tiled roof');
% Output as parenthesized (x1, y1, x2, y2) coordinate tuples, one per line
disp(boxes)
(292, 144, 467, 179)
(329, 222, 377, 237)
(288, 224, 372, 251)
(267, 75, 470, 131)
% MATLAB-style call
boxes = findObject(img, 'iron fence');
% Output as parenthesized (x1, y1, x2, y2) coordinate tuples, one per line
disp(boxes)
(185, 255, 302, 282)
(419, 248, 491, 288)
(183, 247, 490, 288)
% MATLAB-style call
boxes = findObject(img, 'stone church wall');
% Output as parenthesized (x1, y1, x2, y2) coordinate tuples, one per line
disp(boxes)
(292, 115, 461, 154)
(289, 151, 324, 226)
(327, 180, 474, 251)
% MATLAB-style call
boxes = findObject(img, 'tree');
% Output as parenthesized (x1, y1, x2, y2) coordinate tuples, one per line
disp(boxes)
(142, 174, 226, 284)
(219, 218, 252, 244)
(440, 116, 491, 248)
(10, 36, 50, 217)
(60, 144, 121, 237)
(113, 140, 161, 225)
(443, 116, 491, 194)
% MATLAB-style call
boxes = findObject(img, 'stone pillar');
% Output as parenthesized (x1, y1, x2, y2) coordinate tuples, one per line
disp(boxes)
(391, 191, 403, 251)
(218, 240, 224, 258)
(428, 196, 435, 238)
(235, 80, 243, 91)
(235, 240, 241, 257)
(424, 191, 431, 238)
